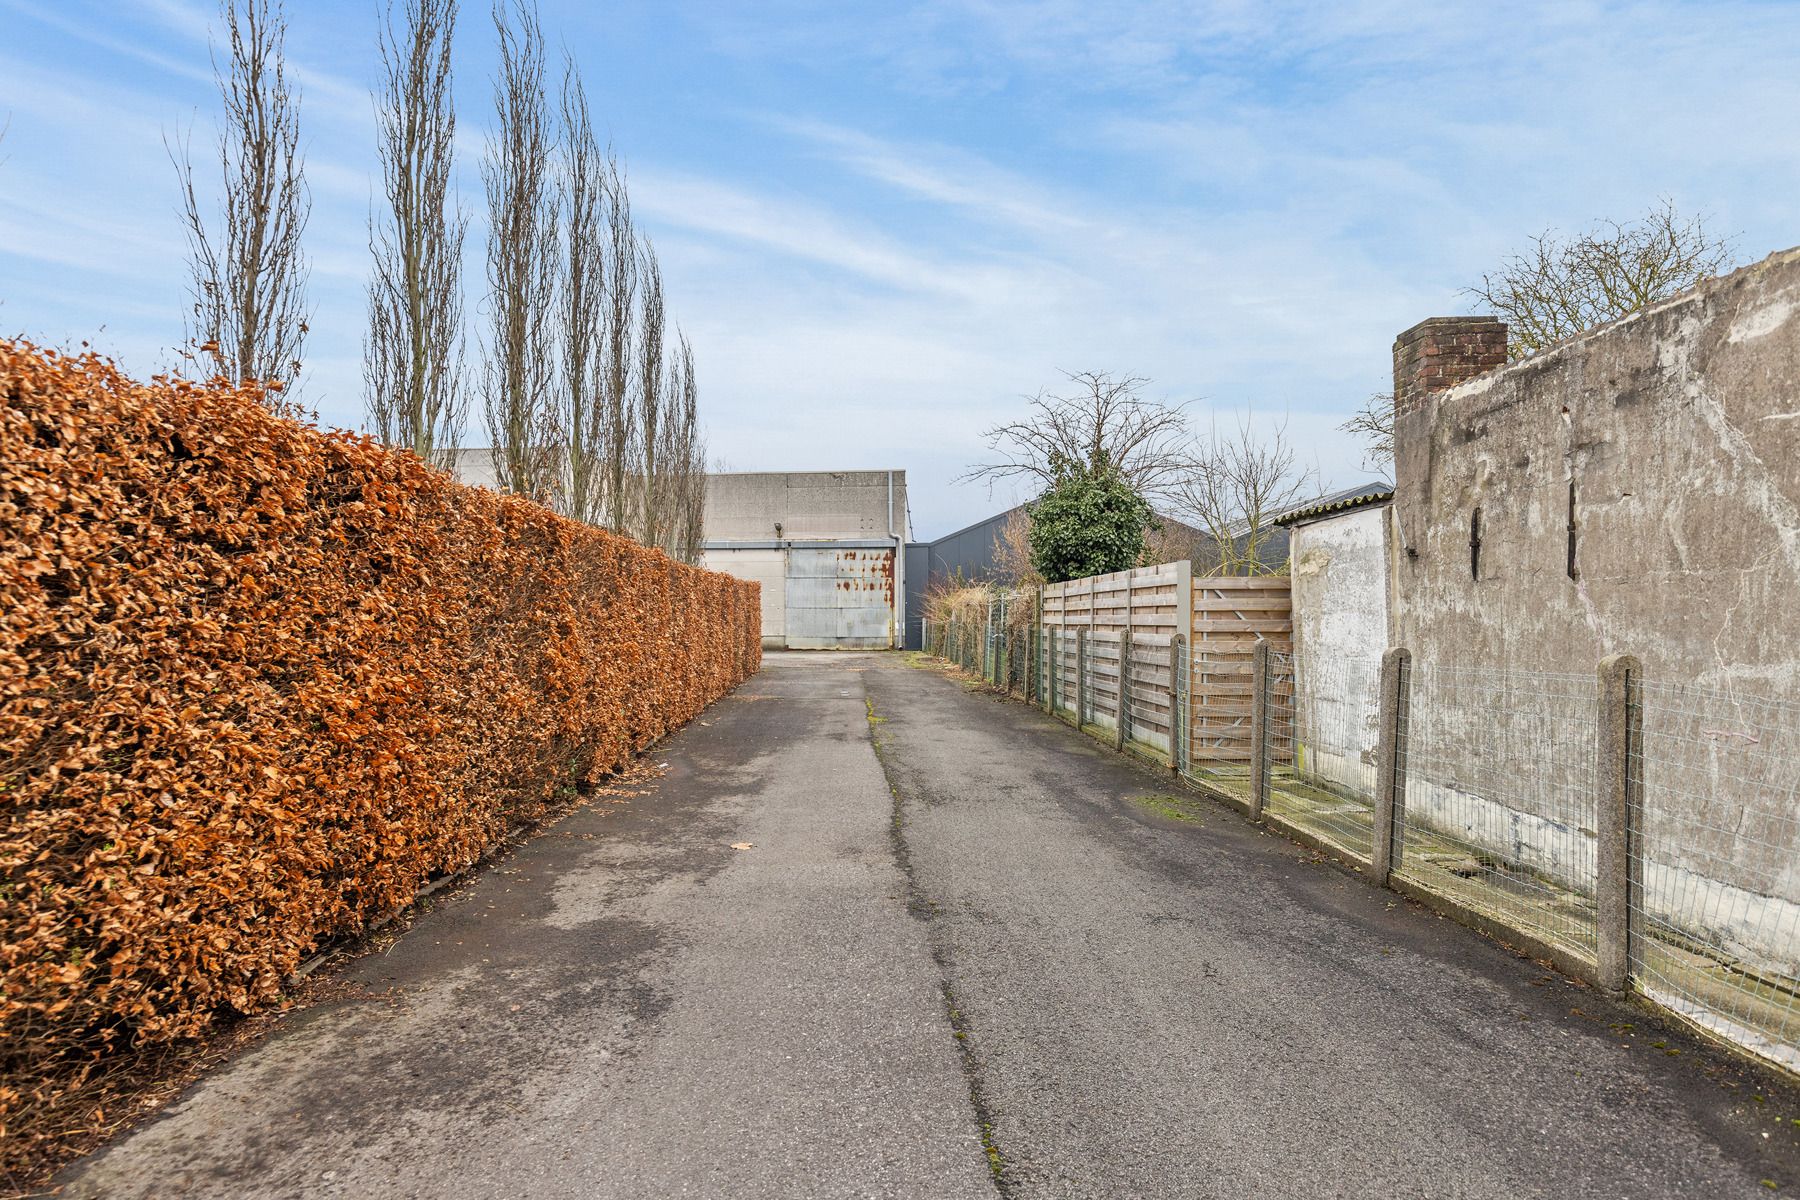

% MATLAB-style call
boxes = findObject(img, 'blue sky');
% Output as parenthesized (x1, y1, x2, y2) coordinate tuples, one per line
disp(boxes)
(3, 0, 1799, 537)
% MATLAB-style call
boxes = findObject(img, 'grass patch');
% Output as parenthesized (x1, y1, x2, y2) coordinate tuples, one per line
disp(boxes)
(1132, 793, 1210, 824)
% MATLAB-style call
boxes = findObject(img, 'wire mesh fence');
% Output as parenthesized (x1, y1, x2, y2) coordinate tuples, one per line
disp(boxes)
(1261, 651, 1380, 863)
(1630, 679, 1800, 1071)
(1178, 643, 1256, 794)
(1397, 663, 1602, 962)
(1089, 631, 1123, 734)
(1126, 635, 1176, 756)
(918, 607, 1800, 1077)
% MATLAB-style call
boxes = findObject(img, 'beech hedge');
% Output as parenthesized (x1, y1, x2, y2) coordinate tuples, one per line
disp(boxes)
(0, 340, 759, 1167)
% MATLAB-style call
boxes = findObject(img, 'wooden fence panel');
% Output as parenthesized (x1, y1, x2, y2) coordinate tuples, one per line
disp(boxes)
(1189, 576, 1292, 769)
(1040, 562, 1191, 753)
(1032, 563, 1289, 765)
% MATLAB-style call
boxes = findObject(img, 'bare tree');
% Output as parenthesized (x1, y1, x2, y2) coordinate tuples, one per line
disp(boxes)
(673, 333, 707, 563)
(1139, 516, 1209, 569)
(601, 155, 639, 531)
(653, 330, 706, 561)
(556, 57, 607, 523)
(989, 508, 1042, 590)
(634, 242, 666, 546)
(963, 370, 1191, 500)
(481, 0, 560, 501)
(365, 0, 465, 467)
(1469, 199, 1735, 359)
(172, 0, 310, 410)
(1338, 391, 1394, 474)
(1171, 416, 1315, 576)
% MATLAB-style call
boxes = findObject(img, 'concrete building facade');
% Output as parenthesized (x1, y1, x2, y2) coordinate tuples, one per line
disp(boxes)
(700, 471, 909, 650)
(1277, 488, 1394, 796)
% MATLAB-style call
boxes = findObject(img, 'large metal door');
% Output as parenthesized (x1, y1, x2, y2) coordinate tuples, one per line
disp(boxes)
(785, 547, 894, 649)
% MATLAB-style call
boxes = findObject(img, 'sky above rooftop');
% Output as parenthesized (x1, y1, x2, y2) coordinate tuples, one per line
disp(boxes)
(4, 0, 1799, 537)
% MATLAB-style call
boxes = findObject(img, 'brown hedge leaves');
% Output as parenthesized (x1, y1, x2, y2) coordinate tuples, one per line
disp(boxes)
(0, 340, 759, 1172)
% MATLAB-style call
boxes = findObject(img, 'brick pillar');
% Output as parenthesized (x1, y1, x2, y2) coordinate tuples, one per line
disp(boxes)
(1392, 317, 1507, 417)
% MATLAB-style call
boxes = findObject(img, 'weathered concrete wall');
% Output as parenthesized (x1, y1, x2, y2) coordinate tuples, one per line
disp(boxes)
(1287, 504, 1390, 795)
(1291, 505, 1390, 677)
(1391, 246, 1800, 966)
(1392, 247, 1800, 689)
(703, 470, 908, 542)
(701, 471, 908, 650)
(699, 547, 786, 645)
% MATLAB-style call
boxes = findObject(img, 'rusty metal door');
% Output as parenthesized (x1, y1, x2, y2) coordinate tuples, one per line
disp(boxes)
(785, 547, 894, 649)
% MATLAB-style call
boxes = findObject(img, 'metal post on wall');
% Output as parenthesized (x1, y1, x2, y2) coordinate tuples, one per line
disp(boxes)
(1371, 647, 1413, 888)
(1596, 653, 1643, 993)
(1249, 640, 1270, 821)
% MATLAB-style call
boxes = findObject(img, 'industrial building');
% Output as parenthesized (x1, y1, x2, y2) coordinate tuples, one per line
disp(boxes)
(699, 471, 909, 650)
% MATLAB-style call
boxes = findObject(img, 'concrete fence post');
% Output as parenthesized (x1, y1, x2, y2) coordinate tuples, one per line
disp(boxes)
(1596, 654, 1643, 993)
(1031, 588, 1044, 705)
(1077, 629, 1089, 727)
(1046, 627, 1058, 715)
(1169, 634, 1186, 774)
(1024, 623, 1033, 703)
(1249, 640, 1271, 821)
(1002, 596, 1013, 693)
(993, 597, 1004, 688)
(1114, 633, 1129, 751)
(1371, 647, 1413, 888)
(989, 602, 997, 683)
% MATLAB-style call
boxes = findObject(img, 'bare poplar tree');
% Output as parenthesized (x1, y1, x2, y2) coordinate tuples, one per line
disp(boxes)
(1469, 199, 1734, 359)
(602, 156, 639, 531)
(1171, 416, 1315, 576)
(481, 0, 560, 501)
(653, 330, 706, 560)
(365, 0, 465, 467)
(962, 371, 1191, 502)
(634, 242, 666, 546)
(674, 334, 707, 562)
(172, 0, 310, 409)
(556, 57, 608, 523)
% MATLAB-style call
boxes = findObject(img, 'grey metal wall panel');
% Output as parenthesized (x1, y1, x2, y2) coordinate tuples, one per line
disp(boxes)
(784, 547, 895, 649)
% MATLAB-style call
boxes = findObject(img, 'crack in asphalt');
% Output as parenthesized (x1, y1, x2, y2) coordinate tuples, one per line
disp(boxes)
(865, 680, 1014, 1198)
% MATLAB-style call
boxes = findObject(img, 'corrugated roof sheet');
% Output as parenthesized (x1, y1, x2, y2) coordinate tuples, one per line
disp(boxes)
(1272, 482, 1394, 527)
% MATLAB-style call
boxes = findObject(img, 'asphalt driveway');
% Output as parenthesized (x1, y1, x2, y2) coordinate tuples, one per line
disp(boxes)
(57, 652, 1800, 1199)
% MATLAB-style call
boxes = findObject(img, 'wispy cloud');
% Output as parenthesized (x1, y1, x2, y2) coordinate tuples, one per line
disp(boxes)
(5, 0, 1800, 534)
